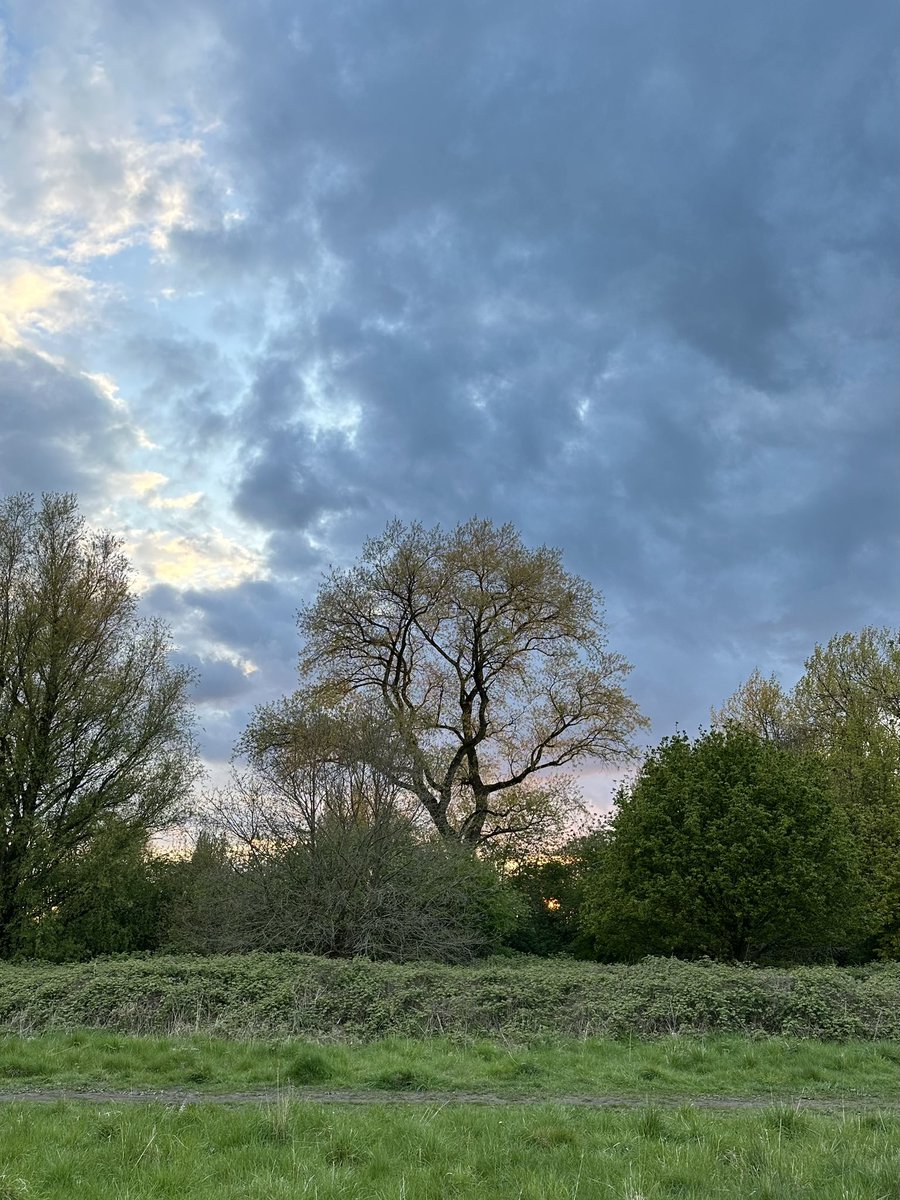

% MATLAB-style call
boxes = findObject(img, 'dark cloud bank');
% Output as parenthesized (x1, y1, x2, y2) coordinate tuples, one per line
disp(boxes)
(3, 0, 897, 771)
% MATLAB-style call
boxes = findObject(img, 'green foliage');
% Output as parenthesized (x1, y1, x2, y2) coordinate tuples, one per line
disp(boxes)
(794, 628, 900, 956)
(162, 831, 246, 956)
(1, 953, 899, 1041)
(712, 668, 797, 745)
(0, 493, 197, 958)
(163, 825, 519, 964)
(716, 628, 900, 957)
(580, 727, 862, 962)
(504, 849, 592, 956)
(16, 820, 168, 961)
(193, 693, 524, 962)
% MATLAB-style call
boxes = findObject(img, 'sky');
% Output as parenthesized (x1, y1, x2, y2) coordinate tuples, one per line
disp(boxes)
(1, 0, 897, 804)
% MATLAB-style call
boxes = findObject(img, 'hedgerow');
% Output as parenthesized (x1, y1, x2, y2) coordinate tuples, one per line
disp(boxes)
(0, 954, 898, 1041)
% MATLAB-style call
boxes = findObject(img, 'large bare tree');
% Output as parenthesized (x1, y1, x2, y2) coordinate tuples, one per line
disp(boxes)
(0, 493, 197, 956)
(296, 517, 648, 848)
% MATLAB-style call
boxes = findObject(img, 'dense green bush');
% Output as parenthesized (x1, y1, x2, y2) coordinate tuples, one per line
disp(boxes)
(17, 823, 171, 962)
(581, 728, 861, 962)
(1, 953, 898, 1041)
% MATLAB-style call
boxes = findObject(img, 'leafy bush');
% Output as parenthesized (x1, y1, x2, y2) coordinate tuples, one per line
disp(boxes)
(0, 954, 898, 1041)
(580, 728, 862, 962)
(163, 829, 519, 963)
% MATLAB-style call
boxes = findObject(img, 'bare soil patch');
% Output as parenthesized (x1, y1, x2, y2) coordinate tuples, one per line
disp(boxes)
(1, 1086, 896, 1112)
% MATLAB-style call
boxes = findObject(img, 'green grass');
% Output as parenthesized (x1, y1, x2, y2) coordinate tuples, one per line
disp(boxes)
(0, 1099, 898, 1198)
(1, 1030, 899, 1104)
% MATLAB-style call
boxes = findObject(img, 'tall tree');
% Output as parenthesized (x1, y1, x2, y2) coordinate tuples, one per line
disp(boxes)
(0, 493, 197, 956)
(716, 629, 900, 954)
(580, 727, 861, 962)
(793, 629, 900, 955)
(296, 518, 647, 848)
(794, 628, 900, 736)
(712, 668, 796, 745)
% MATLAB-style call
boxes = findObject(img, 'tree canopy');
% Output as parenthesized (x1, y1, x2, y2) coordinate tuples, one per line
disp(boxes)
(712, 668, 796, 745)
(715, 628, 900, 955)
(295, 517, 648, 848)
(580, 726, 861, 962)
(0, 493, 197, 957)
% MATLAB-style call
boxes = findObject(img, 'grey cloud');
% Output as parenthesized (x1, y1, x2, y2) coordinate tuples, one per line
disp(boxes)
(173, 652, 254, 705)
(116, 331, 241, 463)
(200, 0, 895, 369)
(234, 435, 363, 532)
(145, 578, 304, 760)
(146, 579, 299, 668)
(3, 0, 895, 760)
(0, 347, 133, 498)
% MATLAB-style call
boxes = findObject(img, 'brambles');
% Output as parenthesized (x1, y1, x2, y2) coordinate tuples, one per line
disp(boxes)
(1, 953, 898, 1041)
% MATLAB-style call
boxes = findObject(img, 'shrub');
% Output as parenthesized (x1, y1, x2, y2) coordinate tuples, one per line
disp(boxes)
(1, 953, 898, 1041)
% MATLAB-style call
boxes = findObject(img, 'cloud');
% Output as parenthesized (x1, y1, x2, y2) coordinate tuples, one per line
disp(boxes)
(0, 261, 96, 347)
(1, 0, 895, 772)
(145, 576, 305, 756)
(177, 0, 898, 747)
(119, 469, 202, 509)
(125, 470, 169, 495)
(0, 345, 138, 499)
(0, 2, 233, 266)
(125, 528, 267, 591)
(174, 650, 256, 705)
(147, 578, 300, 673)
(149, 491, 203, 510)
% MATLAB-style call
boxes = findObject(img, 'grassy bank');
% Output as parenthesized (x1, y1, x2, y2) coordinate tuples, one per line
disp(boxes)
(1, 1030, 899, 1105)
(0, 1100, 898, 1199)
(2, 954, 899, 1040)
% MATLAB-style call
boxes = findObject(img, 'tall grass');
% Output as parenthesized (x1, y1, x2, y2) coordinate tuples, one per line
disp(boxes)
(0, 1100, 898, 1199)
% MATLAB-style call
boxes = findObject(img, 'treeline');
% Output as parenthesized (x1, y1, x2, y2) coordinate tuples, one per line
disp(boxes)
(1, 494, 897, 965)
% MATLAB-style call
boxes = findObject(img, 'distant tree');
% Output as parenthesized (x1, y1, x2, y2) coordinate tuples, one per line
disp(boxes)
(712, 668, 797, 745)
(0, 493, 197, 957)
(580, 727, 861, 962)
(296, 517, 648, 850)
(162, 829, 248, 955)
(504, 849, 590, 957)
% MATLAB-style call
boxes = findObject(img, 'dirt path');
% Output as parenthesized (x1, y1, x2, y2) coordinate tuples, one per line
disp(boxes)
(0, 1087, 896, 1112)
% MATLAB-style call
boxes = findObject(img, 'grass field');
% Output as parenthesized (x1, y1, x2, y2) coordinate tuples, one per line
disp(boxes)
(2, 955, 899, 1197)
(0, 1099, 898, 1199)
(1, 1030, 899, 1105)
